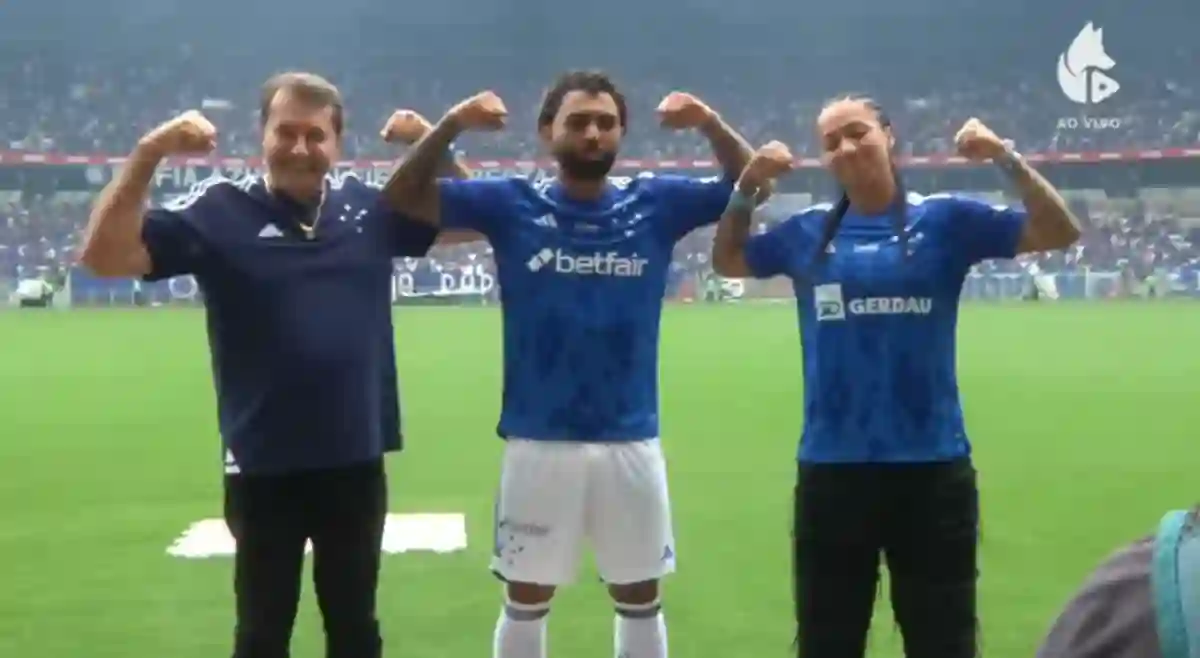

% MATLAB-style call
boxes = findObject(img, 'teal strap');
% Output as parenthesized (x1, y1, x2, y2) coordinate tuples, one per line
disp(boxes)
(1179, 515, 1200, 658)
(725, 188, 755, 214)
(1152, 510, 1191, 658)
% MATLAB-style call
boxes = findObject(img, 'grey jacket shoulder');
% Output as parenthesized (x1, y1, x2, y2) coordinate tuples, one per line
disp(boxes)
(1035, 537, 1162, 658)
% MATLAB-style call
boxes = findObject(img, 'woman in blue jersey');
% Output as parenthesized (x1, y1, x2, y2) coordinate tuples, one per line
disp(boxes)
(711, 96, 1083, 658)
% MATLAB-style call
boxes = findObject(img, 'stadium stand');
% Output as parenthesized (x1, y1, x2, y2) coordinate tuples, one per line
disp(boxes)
(2, 0, 1199, 304)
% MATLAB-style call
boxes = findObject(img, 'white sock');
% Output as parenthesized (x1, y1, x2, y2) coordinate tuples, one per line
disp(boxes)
(493, 599, 549, 658)
(614, 600, 667, 658)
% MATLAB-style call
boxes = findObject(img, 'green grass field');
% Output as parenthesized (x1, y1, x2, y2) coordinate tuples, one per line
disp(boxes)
(0, 302, 1195, 658)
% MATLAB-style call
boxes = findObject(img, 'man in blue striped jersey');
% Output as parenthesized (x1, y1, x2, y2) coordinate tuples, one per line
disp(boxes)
(380, 70, 760, 658)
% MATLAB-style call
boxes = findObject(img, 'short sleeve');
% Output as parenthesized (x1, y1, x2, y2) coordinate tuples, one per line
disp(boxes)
(744, 213, 807, 280)
(944, 196, 1028, 265)
(649, 174, 736, 242)
(386, 214, 438, 257)
(141, 179, 225, 281)
(438, 178, 523, 239)
(360, 184, 438, 257)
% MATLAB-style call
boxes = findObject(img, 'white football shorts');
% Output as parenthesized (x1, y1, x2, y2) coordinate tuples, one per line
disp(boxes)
(490, 438, 676, 586)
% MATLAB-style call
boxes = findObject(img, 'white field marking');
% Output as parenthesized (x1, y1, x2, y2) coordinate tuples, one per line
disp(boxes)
(167, 513, 467, 559)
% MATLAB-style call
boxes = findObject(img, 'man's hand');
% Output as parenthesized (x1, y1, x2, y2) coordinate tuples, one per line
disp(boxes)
(137, 110, 217, 157)
(447, 91, 508, 131)
(954, 118, 1012, 162)
(656, 92, 717, 130)
(739, 141, 794, 191)
(381, 110, 433, 144)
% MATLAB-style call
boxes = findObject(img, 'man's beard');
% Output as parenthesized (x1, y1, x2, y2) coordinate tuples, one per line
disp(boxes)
(556, 150, 616, 181)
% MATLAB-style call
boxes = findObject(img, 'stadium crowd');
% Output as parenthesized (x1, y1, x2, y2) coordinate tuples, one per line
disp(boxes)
(2, 45, 1198, 160)
(2, 0, 1199, 290)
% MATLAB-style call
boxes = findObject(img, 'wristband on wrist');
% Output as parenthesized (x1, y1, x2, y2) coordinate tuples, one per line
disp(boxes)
(994, 148, 1023, 175)
(726, 188, 756, 213)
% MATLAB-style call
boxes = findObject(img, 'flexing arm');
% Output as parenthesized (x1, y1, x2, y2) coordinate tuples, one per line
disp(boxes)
(430, 146, 487, 243)
(379, 109, 480, 245)
(386, 125, 486, 245)
(658, 92, 770, 203)
(437, 148, 473, 180)
(997, 150, 1083, 254)
(699, 113, 756, 186)
(78, 145, 162, 277)
(954, 118, 1081, 254)
(80, 110, 216, 277)
(380, 91, 507, 226)
(712, 181, 760, 278)
(712, 141, 793, 277)
(701, 113, 775, 204)
(380, 117, 463, 226)
(381, 109, 475, 182)
(429, 142, 483, 244)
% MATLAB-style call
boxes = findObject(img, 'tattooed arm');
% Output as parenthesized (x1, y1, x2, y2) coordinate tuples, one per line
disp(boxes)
(996, 150, 1083, 253)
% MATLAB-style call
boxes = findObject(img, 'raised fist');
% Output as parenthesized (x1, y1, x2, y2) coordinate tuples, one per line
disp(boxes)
(447, 91, 507, 131)
(138, 110, 217, 157)
(656, 92, 716, 130)
(381, 110, 432, 144)
(741, 141, 794, 187)
(954, 118, 1011, 162)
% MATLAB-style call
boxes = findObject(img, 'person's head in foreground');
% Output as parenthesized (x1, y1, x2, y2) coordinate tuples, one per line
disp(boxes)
(815, 95, 909, 258)
(1036, 504, 1200, 658)
(537, 69, 628, 183)
(259, 71, 343, 203)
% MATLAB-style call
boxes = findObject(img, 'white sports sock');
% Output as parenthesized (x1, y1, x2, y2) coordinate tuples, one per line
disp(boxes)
(614, 600, 666, 658)
(493, 599, 549, 658)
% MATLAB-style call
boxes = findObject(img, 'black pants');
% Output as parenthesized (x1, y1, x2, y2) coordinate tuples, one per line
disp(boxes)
(223, 459, 387, 658)
(792, 459, 979, 658)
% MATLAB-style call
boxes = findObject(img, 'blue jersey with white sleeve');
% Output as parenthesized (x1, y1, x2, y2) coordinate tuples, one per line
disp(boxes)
(140, 174, 437, 475)
(437, 173, 732, 441)
(743, 193, 1027, 463)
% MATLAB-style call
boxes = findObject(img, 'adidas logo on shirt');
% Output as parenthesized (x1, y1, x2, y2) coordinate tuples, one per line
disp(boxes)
(223, 449, 240, 475)
(257, 223, 284, 238)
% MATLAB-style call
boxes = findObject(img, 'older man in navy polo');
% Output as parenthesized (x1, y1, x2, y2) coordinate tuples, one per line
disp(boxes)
(79, 72, 471, 658)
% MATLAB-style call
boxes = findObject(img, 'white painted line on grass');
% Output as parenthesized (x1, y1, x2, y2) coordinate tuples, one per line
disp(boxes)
(167, 513, 467, 558)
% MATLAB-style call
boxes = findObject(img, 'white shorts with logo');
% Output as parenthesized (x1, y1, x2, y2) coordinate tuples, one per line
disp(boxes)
(491, 438, 676, 586)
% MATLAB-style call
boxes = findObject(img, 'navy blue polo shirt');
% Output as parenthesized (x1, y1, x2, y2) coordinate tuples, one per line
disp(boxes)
(141, 175, 436, 475)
